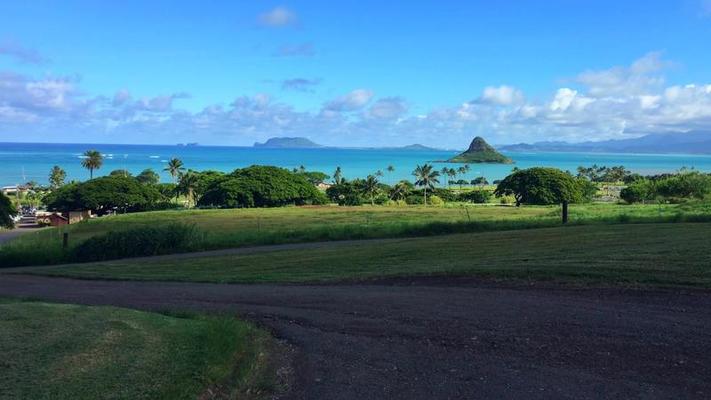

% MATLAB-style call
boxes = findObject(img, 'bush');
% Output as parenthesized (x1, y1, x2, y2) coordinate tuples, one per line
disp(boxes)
(327, 181, 366, 206)
(1, 192, 17, 229)
(429, 195, 444, 206)
(198, 166, 327, 208)
(405, 195, 424, 205)
(620, 180, 656, 204)
(71, 223, 201, 262)
(656, 172, 711, 200)
(431, 188, 458, 202)
(459, 190, 492, 204)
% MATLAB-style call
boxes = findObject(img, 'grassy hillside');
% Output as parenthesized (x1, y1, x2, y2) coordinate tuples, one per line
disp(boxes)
(2, 202, 710, 267)
(21, 223, 711, 288)
(0, 300, 278, 400)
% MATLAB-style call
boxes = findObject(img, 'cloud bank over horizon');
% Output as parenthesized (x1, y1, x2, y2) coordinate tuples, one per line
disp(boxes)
(2, 51, 710, 148)
(1, 2, 711, 148)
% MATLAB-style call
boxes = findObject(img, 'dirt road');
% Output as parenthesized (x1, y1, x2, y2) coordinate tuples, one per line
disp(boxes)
(0, 274, 709, 399)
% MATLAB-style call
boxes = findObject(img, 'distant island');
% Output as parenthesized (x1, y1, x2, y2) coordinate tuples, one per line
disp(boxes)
(448, 136, 513, 164)
(253, 137, 323, 149)
(397, 144, 439, 151)
(499, 131, 711, 154)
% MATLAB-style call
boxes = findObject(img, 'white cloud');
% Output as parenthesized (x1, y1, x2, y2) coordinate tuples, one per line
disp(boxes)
(258, 6, 298, 27)
(575, 52, 667, 97)
(3, 52, 711, 147)
(323, 89, 374, 112)
(477, 85, 524, 105)
(366, 97, 407, 120)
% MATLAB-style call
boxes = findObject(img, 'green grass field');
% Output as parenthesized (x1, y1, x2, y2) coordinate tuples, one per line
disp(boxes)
(0, 299, 277, 400)
(22, 223, 711, 288)
(3, 202, 711, 267)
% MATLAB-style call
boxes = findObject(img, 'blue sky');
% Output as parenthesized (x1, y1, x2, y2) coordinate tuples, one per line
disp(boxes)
(1, 1, 711, 147)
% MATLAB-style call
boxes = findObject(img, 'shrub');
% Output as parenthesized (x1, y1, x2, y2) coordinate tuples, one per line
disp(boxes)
(1, 192, 17, 229)
(71, 223, 201, 262)
(620, 180, 656, 204)
(431, 188, 458, 202)
(459, 190, 492, 204)
(656, 172, 711, 200)
(327, 181, 367, 206)
(429, 195, 444, 206)
(405, 195, 424, 205)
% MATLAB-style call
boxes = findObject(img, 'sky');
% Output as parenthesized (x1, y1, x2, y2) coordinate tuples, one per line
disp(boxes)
(1, 0, 711, 148)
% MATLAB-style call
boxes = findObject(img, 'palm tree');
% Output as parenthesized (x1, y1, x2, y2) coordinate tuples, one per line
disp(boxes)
(333, 166, 343, 184)
(164, 158, 185, 183)
(447, 168, 457, 188)
(81, 150, 103, 179)
(178, 171, 199, 207)
(386, 165, 395, 184)
(361, 175, 380, 205)
(48, 165, 66, 189)
(440, 167, 450, 188)
(390, 180, 412, 200)
(413, 164, 440, 205)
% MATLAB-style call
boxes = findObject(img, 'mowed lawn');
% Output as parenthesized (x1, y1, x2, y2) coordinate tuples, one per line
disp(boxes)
(0, 300, 277, 400)
(24, 223, 711, 288)
(3, 202, 710, 267)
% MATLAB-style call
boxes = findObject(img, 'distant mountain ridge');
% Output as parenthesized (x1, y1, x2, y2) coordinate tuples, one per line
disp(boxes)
(253, 137, 322, 148)
(500, 131, 711, 154)
(387, 144, 439, 151)
(253, 137, 445, 151)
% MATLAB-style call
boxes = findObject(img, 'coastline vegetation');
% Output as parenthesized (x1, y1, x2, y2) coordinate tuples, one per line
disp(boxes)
(3, 154, 711, 268)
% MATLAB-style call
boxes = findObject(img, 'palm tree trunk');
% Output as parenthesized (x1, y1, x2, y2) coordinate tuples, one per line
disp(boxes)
(424, 187, 427, 206)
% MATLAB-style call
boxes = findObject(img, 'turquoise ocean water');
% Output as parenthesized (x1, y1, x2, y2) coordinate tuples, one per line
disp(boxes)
(2, 142, 711, 186)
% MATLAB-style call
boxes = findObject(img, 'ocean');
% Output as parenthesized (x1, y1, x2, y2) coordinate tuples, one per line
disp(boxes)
(2, 142, 711, 187)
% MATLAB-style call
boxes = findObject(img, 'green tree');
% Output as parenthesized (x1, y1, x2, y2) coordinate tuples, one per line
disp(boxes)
(413, 163, 440, 205)
(298, 171, 330, 185)
(656, 172, 711, 200)
(361, 175, 380, 205)
(333, 167, 344, 185)
(81, 150, 103, 179)
(198, 166, 326, 208)
(620, 179, 656, 204)
(494, 167, 582, 207)
(471, 176, 488, 189)
(44, 176, 161, 215)
(109, 169, 132, 178)
(390, 180, 413, 200)
(0, 192, 18, 229)
(177, 171, 199, 207)
(440, 167, 450, 188)
(136, 169, 160, 185)
(447, 168, 457, 187)
(164, 158, 185, 183)
(48, 166, 66, 189)
(386, 165, 395, 183)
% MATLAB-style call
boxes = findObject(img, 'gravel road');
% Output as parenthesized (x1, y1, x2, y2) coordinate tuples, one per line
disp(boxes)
(0, 275, 709, 399)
